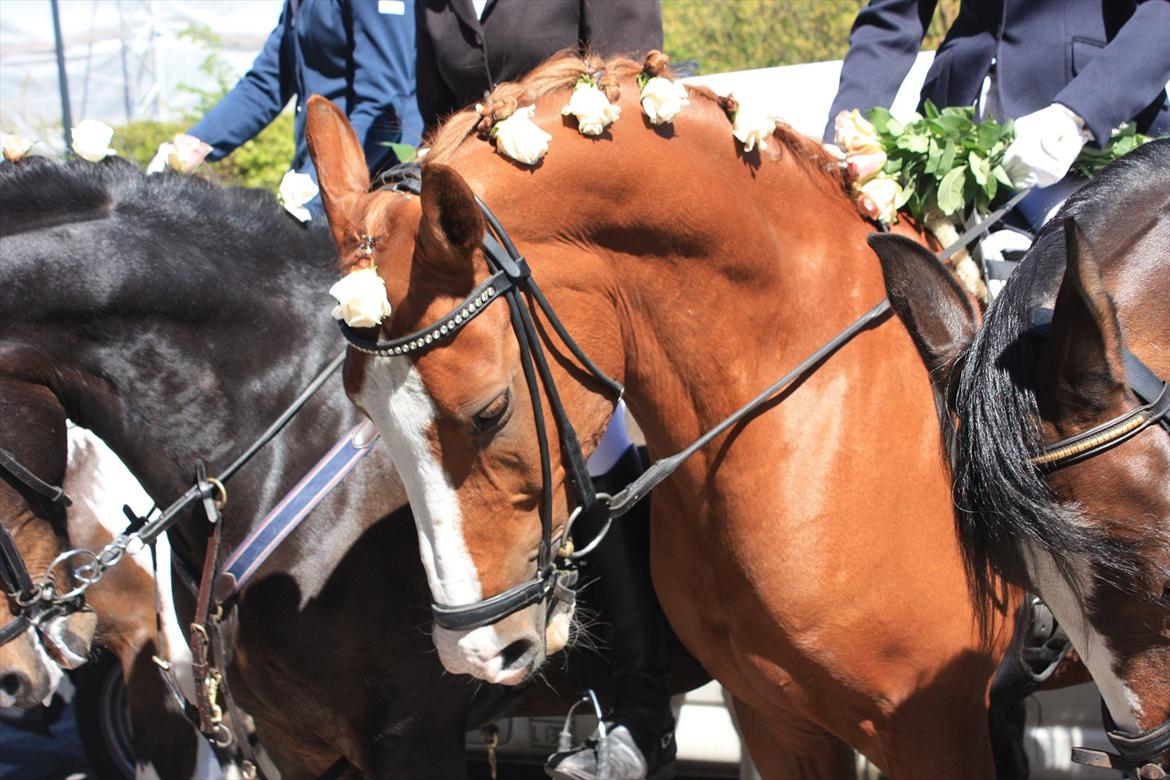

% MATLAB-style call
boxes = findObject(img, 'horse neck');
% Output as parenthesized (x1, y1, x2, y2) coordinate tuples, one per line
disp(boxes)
(459, 114, 887, 456)
(2, 223, 348, 520)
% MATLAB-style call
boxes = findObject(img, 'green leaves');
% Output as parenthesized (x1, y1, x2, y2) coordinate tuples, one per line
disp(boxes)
(936, 165, 967, 216)
(1070, 123, 1159, 178)
(865, 102, 1015, 222)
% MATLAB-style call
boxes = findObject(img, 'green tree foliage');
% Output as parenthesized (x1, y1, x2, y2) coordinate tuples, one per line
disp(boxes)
(663, 0, 960, 74)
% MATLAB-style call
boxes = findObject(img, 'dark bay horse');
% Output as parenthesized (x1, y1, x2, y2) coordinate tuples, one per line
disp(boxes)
(871, 138, 1169, 776)
(0, 156, 488, 778)
(307, 53, 1020, 778)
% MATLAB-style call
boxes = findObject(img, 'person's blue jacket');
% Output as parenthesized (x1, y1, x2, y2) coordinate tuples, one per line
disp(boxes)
(190, 0, 422, 178)
(823, 0, 1170, 146)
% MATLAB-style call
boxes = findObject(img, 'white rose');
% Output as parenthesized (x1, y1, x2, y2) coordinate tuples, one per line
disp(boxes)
(561, 83, 621, 137)
(146, 142, 177, 174)
(2, 133, 34, 162)
(329, 267, 393, 328)
(493, 105, 552, 166)
(833, 109, 881, 155)
(732, 103, 777, 153)
(640, 77, 688, 125)
(279, 170, 320, 223)
(855, 175, 902, 224)
(71, 119, 116, 162)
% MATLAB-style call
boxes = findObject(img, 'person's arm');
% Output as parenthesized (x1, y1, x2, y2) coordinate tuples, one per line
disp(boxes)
(413, 1, 457, 136)
(1054, 0, 1170, 146)
(822, 0, 937, 143)
(346, 0, 423, 170)
(187, 7, 292, 161)
(580, 0, 663, 58)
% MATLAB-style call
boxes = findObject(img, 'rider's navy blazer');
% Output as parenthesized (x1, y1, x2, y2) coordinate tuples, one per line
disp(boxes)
(189, 0, 423, 177)
(823, 0, 1170, 146)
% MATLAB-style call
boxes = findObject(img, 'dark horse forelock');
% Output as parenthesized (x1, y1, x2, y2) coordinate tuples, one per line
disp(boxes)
(951, 140, 1170, 625)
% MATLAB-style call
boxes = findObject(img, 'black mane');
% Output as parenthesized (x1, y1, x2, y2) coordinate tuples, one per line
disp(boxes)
(951, 139, 1170, 618)
(0, 156, 339, 324)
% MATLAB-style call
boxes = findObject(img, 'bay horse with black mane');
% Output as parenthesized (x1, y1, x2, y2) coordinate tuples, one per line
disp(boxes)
(307, 51, 1025, 777)
(871, 138, 1170, 777)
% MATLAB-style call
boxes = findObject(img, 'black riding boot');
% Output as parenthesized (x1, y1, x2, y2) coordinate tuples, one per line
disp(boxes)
(547, 444, 675, 780)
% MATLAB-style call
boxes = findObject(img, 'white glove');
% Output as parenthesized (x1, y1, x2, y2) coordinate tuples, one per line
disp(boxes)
(980, 228, 1034, 264)
(1003, 104, 1090, 189)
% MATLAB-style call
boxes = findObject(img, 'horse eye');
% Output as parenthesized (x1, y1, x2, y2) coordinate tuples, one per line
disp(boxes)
(473, 390, 512, 434)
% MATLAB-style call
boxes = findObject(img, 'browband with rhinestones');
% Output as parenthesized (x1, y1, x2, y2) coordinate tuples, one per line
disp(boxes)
(338, 270, 511, 356)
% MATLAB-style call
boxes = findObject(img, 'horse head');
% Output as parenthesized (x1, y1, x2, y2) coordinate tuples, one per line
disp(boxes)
(305, 54, 707, 683)
(1, 385, 97, 708)
(873, 140, 1170, 769)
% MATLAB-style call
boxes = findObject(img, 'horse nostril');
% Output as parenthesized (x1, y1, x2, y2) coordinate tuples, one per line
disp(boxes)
(1, 671, 29, 698)
(499, 639, 534, 671)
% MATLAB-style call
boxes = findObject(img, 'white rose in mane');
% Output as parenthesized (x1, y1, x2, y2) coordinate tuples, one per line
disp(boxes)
(493, 105, 552, 165)
(561, 83, 621, 136)
(2, 133, 34, 162)
(855, 175, 902, 224)
(834, 110, 881, 155)
(279, 170, 319, 223)
(732, 103, 777, 153)
(640, 77, 688, 125)
(71, 120, 116, 162)
(329, 267, 393, 328)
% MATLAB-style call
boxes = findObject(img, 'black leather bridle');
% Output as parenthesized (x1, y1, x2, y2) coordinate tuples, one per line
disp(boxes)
(346, 169, 620, 631)
(0, 446, 82, 647)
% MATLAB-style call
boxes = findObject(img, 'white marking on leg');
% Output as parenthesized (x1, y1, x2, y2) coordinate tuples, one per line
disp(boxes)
(1023, 544, 1144, 732)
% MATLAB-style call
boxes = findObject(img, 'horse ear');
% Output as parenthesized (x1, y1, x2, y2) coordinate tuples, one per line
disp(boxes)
(869, 233, 979, 393)
(1041, 219, 1127, 410)
(305, 96, 371, 247)
(419, 164, 485, 260)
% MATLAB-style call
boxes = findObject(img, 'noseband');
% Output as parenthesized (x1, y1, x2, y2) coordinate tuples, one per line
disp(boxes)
(0, 446, 86, 647)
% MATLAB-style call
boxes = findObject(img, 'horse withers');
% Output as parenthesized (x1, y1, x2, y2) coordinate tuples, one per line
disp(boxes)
(870, 138, 1169, 776)
(308, 51, 1020, 778)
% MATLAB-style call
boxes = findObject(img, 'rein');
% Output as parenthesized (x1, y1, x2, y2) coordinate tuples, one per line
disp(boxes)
(341, 165, 1014, 633)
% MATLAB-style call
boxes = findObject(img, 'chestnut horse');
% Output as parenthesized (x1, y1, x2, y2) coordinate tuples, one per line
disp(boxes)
(307, 53, 1017, 777)
(871, 139, 1170, 776)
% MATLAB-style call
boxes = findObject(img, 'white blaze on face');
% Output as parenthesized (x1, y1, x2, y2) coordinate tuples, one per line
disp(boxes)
(360, 358, 537, 681)
(1023, 543, 1145, 733)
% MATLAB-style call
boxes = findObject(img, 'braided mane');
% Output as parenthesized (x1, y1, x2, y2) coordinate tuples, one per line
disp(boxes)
(424, 51, 843, 189)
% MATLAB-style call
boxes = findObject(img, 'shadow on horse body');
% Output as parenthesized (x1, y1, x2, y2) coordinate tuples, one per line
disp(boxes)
(0, 155, 705, 778)
(872, 138, 1170, 776)
(306, 52, 1023, 778)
